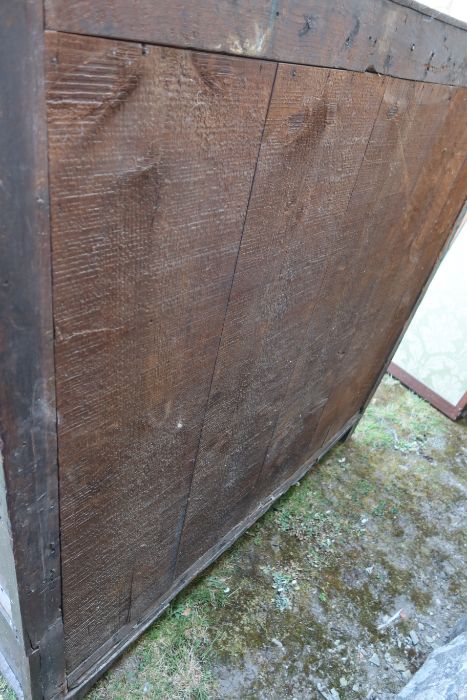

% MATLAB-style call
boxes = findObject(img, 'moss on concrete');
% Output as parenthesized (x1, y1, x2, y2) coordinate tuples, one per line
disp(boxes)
(0, 676, 15, 700)
(1, 375, 465, 699)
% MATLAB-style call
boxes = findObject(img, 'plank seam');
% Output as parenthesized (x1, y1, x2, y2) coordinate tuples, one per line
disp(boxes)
(64, 412, 359, 696)
(251, 71, 388, 494)
(42, 30, 467, 89)
(43, 31, 68, 695)
(335, 84, 462, 443)
(168, 60, 280, 586)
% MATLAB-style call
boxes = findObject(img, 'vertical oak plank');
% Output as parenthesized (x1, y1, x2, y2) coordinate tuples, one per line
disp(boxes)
(175, 64, 388, 574)
(46, 32, 276, 672)
(176, 67, 466, 577)
(257, 78, 466, 495)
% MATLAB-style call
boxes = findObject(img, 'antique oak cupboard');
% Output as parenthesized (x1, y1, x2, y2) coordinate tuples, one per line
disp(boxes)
(1, 0, 466, 697)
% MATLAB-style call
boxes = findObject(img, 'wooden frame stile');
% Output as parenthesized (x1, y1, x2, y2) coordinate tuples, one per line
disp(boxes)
(0, 1, 66, 698)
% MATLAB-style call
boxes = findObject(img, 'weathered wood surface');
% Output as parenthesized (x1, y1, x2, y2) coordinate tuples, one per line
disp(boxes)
(355, 150, 467, 429)
(46, 31, 276, 673)
(46, 30, 467, 685)
(0, 2, 65, 698)
(176, 64, 388, 573)
(44, 0, 467, 86)
(65, 413, 359, 697)
(0, 2, 461, 695)
(270, 79, 466, 454)
(176, 70, 467, 575)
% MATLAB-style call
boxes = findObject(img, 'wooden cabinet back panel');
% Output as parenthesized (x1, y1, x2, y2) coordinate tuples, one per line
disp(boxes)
(45, 31, 466, 677)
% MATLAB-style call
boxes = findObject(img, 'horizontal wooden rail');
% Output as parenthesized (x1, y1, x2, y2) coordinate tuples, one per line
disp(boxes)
(45, 0, 467, 87)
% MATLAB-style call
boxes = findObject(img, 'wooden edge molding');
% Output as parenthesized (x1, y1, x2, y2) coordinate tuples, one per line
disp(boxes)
(44, 0, 467, 87)
(64, 414, 359, 698)
(0, 1, 66, 698)
(388, 363, 466, 420)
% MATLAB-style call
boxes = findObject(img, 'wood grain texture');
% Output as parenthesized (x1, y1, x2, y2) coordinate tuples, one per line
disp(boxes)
(0, 2, 65, 699)
(44, 0, 467, 87)
(175, 64, 388, 574)
(310, 86, 467, 446)
(45, 31, 276, 672)
(43, 21, 466, 695)
(350, 143, 467, 436)
(176, 70, 467, 576)
(65, 413, 358, 697)
(257, 76, 467, 496)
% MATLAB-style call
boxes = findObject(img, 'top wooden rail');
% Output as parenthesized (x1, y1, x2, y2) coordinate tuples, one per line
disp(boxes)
(45, 0, 467, 86)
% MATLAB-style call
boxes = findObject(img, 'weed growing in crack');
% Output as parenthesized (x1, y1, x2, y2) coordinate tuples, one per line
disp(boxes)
(261, 566, 300, 612)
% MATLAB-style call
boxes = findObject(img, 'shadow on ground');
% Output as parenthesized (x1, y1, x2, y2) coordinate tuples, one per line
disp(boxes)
(1, 375, 465, 700)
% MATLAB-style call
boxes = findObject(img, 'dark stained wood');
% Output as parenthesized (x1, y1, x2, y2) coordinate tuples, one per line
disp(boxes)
(66, 413, 359, 697)
(322, 86, 467, 446)
(1, 3, 466, 698)
(351, 148, 467, 434)
(0, 2, 65, 699)
(257, 77, 467, 493)
(45, 31, 276, 673)
(176, 69, 467, 577)
(44, 0, 467, 87)
(175, 64, 388, 574)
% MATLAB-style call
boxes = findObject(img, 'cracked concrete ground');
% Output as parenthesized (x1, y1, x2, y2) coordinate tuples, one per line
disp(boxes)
(1, 374, 465, 700)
